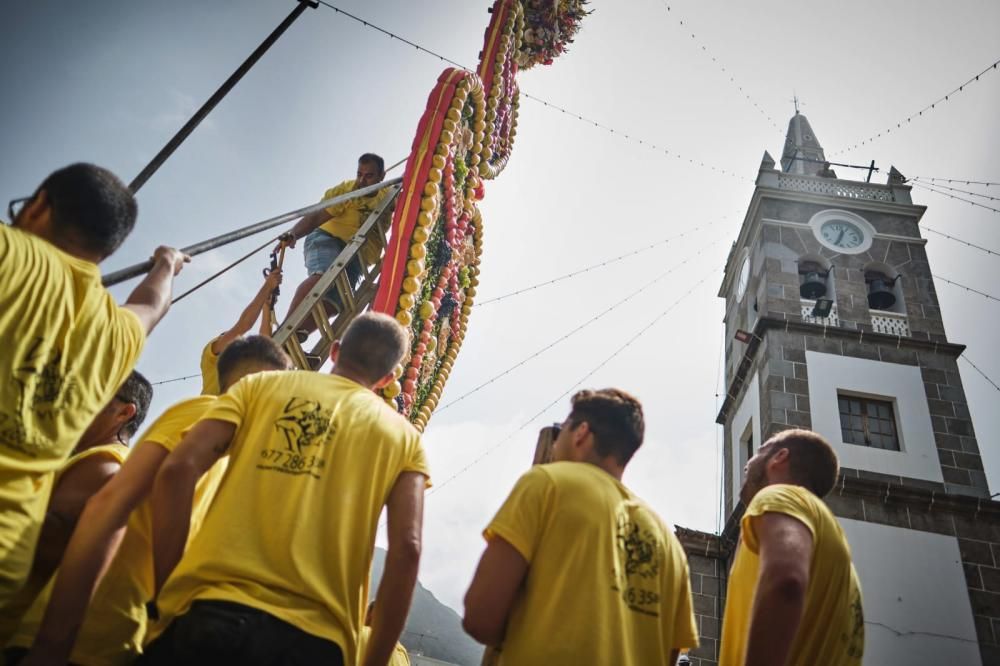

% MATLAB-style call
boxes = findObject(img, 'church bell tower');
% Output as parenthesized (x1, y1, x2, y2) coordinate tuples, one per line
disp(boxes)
(708, 111, 1000, 665)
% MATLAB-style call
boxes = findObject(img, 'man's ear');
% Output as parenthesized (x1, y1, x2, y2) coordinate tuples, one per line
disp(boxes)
(572, 420, 591, 450)
(768, 447, 791, 469)
(372, 372, 394, 390)
(17, 190, 51, 232)
(115, 401, 137, 433)
(329, 340, 341, 363)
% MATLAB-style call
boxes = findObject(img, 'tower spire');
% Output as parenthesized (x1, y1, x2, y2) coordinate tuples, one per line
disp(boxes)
(780, 108, 828, 176)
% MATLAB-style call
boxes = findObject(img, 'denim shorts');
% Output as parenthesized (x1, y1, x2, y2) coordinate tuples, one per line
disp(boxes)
(303, 229, 362, 305)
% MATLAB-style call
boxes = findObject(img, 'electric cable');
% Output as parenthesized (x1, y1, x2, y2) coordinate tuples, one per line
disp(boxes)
(428, 270, 717, 496)
(832, 57, 1000, 156)
(435, 236, 726, 413)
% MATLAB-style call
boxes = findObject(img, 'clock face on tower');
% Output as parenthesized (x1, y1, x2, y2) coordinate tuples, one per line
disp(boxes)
(736, 254, 750, 301)
(820, 220, 865, 249)
(808, 210, 874, 254)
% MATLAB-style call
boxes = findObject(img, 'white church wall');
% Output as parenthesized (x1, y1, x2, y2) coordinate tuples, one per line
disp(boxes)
(840, 518, 981, 666)
(805, 351, 943, 483)
(730, 371, 760, 504)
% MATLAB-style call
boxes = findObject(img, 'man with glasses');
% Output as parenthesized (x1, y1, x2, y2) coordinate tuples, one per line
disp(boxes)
(20, 337, 291, 666)
(0, 163, 188, 609)
(463, 389, 699, 665)
(1, 371, 152, 651)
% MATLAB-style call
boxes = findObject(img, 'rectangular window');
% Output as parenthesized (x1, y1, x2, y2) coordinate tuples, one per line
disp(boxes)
(838, 394, 899, 451)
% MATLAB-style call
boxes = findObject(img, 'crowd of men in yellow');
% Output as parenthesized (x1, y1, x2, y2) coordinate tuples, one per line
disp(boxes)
(0, 161, 864, 666)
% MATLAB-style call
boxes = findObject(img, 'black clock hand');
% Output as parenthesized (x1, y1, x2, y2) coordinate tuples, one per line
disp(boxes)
(835, 228, 846, 245)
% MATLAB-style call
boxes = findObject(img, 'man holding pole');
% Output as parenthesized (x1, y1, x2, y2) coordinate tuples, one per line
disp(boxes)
(0, 163, 187, 609)
(277, 153, 390, 335)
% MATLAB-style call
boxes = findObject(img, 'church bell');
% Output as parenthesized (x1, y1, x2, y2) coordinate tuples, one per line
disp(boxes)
(799, 271, 827, 300)
(867, 277, 897, 310)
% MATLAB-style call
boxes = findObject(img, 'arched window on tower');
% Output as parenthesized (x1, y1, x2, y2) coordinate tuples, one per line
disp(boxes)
(797, 255, 838, 326)
(864, 263, 910, 336)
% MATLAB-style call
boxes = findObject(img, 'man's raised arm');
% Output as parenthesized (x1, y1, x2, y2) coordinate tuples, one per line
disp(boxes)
(123, 246, 190, 333)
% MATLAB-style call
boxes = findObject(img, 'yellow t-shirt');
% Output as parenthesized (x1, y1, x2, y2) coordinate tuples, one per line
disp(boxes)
(718, 484, 865, 666)
(9, 397, 224, 666)
(0, 441, 129, 647)
(357, 626, 411, 666)
(485, 462, 698, 666)
(149, 371, 430, 666)
(0, 225, 145, 607)
(199, 337, 222, 396)
(318, 180, 391, 266)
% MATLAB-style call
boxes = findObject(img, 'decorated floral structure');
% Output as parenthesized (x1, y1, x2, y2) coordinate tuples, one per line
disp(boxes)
(372, 0, 590, 431)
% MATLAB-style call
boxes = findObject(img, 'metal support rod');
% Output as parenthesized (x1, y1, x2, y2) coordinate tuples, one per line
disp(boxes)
(866, 159, 876, 183)
(128, 0, 318, 193)
(103, 177, 401, 286)
(787, 155, 880, 172)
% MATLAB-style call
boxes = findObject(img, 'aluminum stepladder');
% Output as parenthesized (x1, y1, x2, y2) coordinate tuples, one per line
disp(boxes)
(272, 184, 402, 370)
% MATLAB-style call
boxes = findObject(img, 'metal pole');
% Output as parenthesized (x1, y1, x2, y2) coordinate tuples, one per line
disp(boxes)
(103, 177, 402, 286)
(128, 0, 318, 193)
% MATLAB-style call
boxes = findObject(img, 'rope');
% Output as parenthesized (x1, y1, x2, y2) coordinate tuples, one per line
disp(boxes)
(428, 270, 716, 497)
(171, 234, 282, 304)
(435, 236, 725, 413)
(832, 57, 1000, 156)
(477, 221, 722, 306)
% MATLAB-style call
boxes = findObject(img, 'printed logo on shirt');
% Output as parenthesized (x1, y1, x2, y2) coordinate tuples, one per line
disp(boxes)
(611, 507, 662, 617)
(844, 588, 865, 659)
(0, 337, 78, 457)
(258, 397, 335, 478)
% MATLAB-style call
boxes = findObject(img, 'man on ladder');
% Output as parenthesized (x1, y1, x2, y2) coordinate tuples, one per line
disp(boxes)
(275, 153, 389, 341)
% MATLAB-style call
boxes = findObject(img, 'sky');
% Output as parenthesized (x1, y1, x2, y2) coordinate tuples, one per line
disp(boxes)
(2, 0, 999, 614)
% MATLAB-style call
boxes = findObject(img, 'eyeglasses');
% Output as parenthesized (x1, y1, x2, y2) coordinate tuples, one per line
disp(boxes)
(7, 196, 31, 223)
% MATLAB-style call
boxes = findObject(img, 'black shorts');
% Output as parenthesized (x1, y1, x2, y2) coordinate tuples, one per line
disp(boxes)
(138, 599, 344, 666)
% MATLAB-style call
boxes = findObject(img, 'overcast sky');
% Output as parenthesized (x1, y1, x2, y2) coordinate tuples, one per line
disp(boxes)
(3, 0, 998, 613)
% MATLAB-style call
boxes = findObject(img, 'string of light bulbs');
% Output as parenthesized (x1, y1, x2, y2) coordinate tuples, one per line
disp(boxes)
(314, 1, 753, 183)
(912, 181, 1000, 214)
(831, 57, 1000, 156)
(910, 179, 1000, 202)
(657, 1, 784, 134)
(427, 270, 717, 497)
